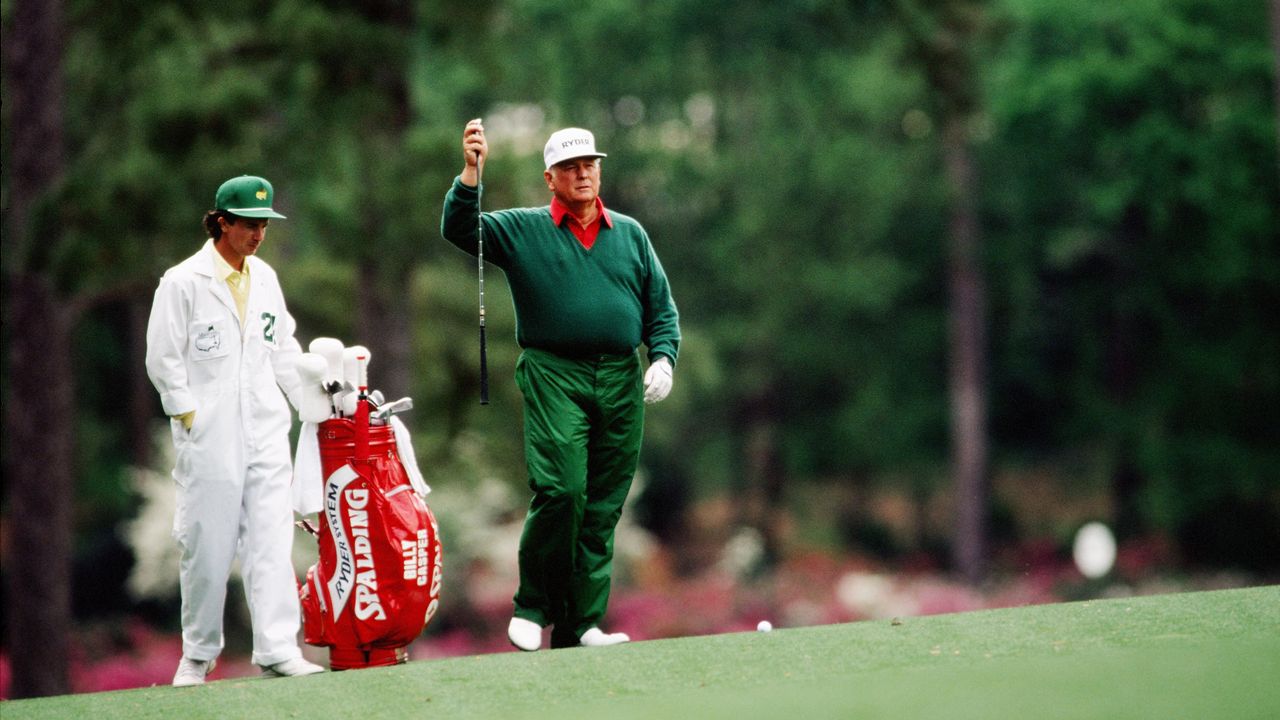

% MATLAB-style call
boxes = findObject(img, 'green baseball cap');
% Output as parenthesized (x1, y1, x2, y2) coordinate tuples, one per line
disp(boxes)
(215, 175, 286, 219)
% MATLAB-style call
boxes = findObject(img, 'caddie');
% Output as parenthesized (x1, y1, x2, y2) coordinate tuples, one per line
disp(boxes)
(440, 121, 680, 650)
(145, 175, 324, 685)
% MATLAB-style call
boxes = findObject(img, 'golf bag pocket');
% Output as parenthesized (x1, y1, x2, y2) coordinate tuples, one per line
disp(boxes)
(300, 565, 332, 646)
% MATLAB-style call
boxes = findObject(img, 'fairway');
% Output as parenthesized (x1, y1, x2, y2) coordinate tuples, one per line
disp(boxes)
(5, 586, 1278, 719)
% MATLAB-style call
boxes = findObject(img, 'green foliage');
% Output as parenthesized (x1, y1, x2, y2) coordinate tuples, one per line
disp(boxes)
(5, 0, 1276, 576)
(983, 0, 1280, 528)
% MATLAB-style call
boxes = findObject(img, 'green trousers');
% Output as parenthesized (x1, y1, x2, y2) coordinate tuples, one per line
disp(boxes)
(512, 348, 644, 647)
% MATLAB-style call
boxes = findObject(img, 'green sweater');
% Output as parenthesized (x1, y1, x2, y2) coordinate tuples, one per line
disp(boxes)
(441, 177, 680, 364)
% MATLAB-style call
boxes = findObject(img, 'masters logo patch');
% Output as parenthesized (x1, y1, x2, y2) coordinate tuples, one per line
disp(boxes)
(195, 325, 221, 352)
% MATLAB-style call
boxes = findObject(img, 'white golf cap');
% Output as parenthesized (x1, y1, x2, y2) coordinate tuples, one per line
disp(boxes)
(543, 127, 607, 170)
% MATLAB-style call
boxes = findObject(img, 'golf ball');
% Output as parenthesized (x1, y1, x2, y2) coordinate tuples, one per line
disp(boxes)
(757, 620, 773, 632)
(1072, 522, 1117, 579)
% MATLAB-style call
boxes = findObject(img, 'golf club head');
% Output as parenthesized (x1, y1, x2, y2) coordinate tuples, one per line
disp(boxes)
(327, 380, 356, 416)
(371, 397, 413, 420)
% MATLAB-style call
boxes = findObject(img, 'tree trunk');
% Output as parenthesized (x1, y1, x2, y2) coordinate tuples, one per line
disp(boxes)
(356, 258, 415, 399)
(128, 296, 155, 467)
(351, 1, 414, 403)
(943, 114, 990, 585)
(896, 0, 992, 584)
(743, 416, 785, 568)
(1106, 207, 1144, 539)
(2, 0, 72, 698)
(3, 0, 65, 249)
(3, 278, 75, 698)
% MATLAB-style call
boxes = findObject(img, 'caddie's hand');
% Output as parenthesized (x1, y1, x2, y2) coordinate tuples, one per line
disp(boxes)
(643, 357, 673, 404)
(174, 410, 195, 432)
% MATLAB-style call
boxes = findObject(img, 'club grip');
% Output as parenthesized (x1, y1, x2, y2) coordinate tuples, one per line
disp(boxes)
(479, 324, 489, 405)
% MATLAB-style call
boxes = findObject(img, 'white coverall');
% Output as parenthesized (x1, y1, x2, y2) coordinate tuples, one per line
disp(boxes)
(145, 239, 305, 666)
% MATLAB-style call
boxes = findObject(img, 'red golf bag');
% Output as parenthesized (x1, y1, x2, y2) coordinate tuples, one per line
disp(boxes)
(299, 408, 443, 669)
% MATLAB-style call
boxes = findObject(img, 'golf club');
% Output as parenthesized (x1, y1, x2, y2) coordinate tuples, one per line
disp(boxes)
(474, 118, 489, 406)
(371, 397, 413, 422)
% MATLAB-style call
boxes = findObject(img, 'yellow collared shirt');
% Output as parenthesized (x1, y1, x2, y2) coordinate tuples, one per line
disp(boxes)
(211, 245, 251, 329)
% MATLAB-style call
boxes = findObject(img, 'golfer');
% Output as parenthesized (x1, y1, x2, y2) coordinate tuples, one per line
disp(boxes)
(441, 121, 680, 650)
(145, 175, 324, 685)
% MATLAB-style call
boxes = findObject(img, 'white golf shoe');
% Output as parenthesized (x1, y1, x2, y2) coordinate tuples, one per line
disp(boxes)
(579, 627, 630, 647)
(259, 657, 325, 678)
(508, 617, 543, 652)
(172, 657, 216, 687)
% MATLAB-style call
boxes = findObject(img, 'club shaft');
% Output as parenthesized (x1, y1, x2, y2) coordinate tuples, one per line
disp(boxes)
(476, 152, 489, 405)
(479, 325, 489, 404)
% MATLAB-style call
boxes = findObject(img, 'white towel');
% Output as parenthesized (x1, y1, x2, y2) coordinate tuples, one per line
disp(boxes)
(391, 415, 432, 499)
(292, 421, 323, 515)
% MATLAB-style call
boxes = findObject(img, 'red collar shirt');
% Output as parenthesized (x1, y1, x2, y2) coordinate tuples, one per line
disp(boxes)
(550, 195, 613, 250)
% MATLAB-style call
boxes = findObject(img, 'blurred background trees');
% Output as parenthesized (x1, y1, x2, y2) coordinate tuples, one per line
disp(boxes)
(2, 0, 1277, 698)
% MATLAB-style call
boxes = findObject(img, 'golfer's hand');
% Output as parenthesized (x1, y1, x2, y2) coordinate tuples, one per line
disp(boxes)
(643, 357, 673, 404)
(461, 119, 487, 186)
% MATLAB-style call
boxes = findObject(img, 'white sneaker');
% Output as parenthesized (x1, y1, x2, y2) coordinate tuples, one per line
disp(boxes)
(507, 617, 543, 651)
(259, 657, 325, 678)
(172, 657, 215, 687)
(579, 627, 630, 647)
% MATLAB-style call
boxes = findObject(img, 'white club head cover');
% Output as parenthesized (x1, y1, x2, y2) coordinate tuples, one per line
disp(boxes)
(643, 357, 673, 404)
(296, 353, 332, 423)
(341, 390, 358, 418)
(338, 345, 370, 417)
(343, 345, 371, 391)
(308, 337, 345, 388)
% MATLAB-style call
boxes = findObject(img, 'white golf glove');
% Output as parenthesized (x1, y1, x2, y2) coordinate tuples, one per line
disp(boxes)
(643, 357, 673, 404)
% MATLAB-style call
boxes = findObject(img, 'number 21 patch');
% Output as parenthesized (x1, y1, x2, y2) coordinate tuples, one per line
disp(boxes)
(261, 312, 277, 343)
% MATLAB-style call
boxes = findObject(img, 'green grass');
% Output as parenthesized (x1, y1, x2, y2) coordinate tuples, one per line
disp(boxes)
(6, 586, 1279, 719)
